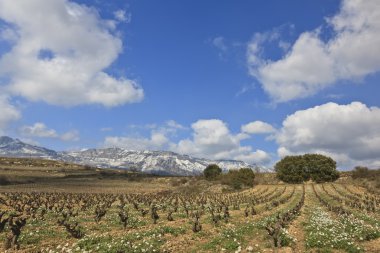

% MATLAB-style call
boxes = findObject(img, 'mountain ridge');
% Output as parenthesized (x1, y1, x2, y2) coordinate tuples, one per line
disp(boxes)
(0, 136, 268, 175)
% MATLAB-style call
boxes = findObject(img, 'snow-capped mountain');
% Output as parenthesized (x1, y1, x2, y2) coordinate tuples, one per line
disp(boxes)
(0, 136, 58, 159)
(61, 148, 263, 175)
(0, 136, 266, 175)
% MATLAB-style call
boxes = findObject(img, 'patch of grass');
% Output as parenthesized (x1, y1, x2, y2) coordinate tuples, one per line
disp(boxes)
(74, 226, 185, 253)
(305, 208, 364, 253)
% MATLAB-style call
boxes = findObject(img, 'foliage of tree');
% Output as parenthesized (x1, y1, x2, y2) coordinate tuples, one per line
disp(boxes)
(221, 168, 255, 189)
(275, 156, 309, 183)
(203, 164, 222, 180)
(275, 154, 339, 183)
(304, 154, 339, 183)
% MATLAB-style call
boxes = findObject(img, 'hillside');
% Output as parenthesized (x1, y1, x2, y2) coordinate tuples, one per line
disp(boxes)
(0, 136, 266, 175)
(0, 156, 150, 186)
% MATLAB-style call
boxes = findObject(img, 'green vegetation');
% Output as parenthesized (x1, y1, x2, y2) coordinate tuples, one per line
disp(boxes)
(203, 164, 222, 180)
(1, 157, 379, 253)
(305, 208, 362, 253)
(203, 165, 256, 189)
(352, 166, 380, 180)
(275, 154, 339, 183)
(1, 182, 379, 252)
(221, 168, 255, 189)
(351, 166, 380, 190)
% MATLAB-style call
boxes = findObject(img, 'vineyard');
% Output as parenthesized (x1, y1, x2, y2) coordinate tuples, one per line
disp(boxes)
(0, 182, 379, 253)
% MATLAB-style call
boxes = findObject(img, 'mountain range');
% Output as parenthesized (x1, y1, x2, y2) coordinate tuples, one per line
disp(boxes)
(0, 136, 267, 175)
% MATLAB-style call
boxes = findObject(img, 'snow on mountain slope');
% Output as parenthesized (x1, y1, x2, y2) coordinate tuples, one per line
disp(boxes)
(0, 136, 58, 159)
(0, 136, 268, 175)
(61, 148, 262, 175)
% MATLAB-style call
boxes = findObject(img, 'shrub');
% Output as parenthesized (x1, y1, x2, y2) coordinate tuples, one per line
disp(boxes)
(0, 176, 10, 185)
(203, 164, 222, 181)
(352, 166, 370, 179)
(352, 166, 380, 179)
(235, 168, 255, 187)
(275, 154, 339, 183)
(222, 168, 255, 189)
(352, 166, 380, 188)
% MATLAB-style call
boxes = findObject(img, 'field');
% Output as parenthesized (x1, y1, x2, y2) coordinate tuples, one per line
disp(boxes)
(0, 159, 380, 252)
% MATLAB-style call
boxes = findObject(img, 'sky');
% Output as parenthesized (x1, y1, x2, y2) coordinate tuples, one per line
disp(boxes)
(0, 0, 380, 169)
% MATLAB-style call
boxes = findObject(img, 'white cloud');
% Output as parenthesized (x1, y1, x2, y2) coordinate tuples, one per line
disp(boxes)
(172, 119, 271, 165)
(113, 9, 131, 23)
(20, 122, 58, 138)
(241, 121, 276, 134)
(60, 130, 80, 141)
(0, 0, 143, 107)
(165, 120, 186, 130)
(247, 0, 380, 102)
(234, 149, 271, 165)
(128, 120, 186, 135)
(0, 95, 21, 133)
(212, 36, 227, 52)
(104, 131, 169, 150)
(103, 120, 186, 150)
(20, 122, 80, 142)
(276, 102, 380, 168)
(102, 119, 271, 165)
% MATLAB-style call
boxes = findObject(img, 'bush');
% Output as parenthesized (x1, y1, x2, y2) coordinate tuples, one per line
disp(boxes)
(352, 166, 375, 179)
(170, 178, 188, 187)
(275, 154, 339, 183)
(203, 164, 222, 181)
(222, 168, 255, 189)
(0, 176, 10, 185)
(352, 166, 380, 184)
(235, 168, 255, 187)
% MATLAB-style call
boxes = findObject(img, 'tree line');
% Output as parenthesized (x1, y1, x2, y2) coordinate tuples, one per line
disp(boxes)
(204, 153, 341, 185)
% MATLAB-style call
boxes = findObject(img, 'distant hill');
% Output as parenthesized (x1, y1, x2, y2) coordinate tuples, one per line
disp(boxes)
(0, 136, 58, 159)
(0, 136, 268, 176)
(61, 148, 266, 176)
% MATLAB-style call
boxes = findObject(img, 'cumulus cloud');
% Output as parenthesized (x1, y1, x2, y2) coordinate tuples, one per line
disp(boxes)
(0, 95, 21, 133)
(20, 122, 80, 141)
(103, 119, 271, 165)
(165, 120, 186, 130)
(103, 120, 186, 150)
(241, 121, 276, 134)
(104, 132, 169, 150)
(172, 119, 271, 165)
(276, 102, 380, 168)
(247, 0, 380, 102)
(20, 123, 58, 138)
(0, 0, 143, 107)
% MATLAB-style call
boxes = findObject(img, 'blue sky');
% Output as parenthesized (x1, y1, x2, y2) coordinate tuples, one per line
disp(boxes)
(0, 0, 380, 169)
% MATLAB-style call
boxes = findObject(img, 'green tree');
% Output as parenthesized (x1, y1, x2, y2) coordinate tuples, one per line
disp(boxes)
(203, 164, 222, 180)
(275, 155, 309, 183)
(304, 154, 339, 183)
(275, 154, 339, 183)
(221, 168, 255, 189)
(236, 168, 255, 187)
